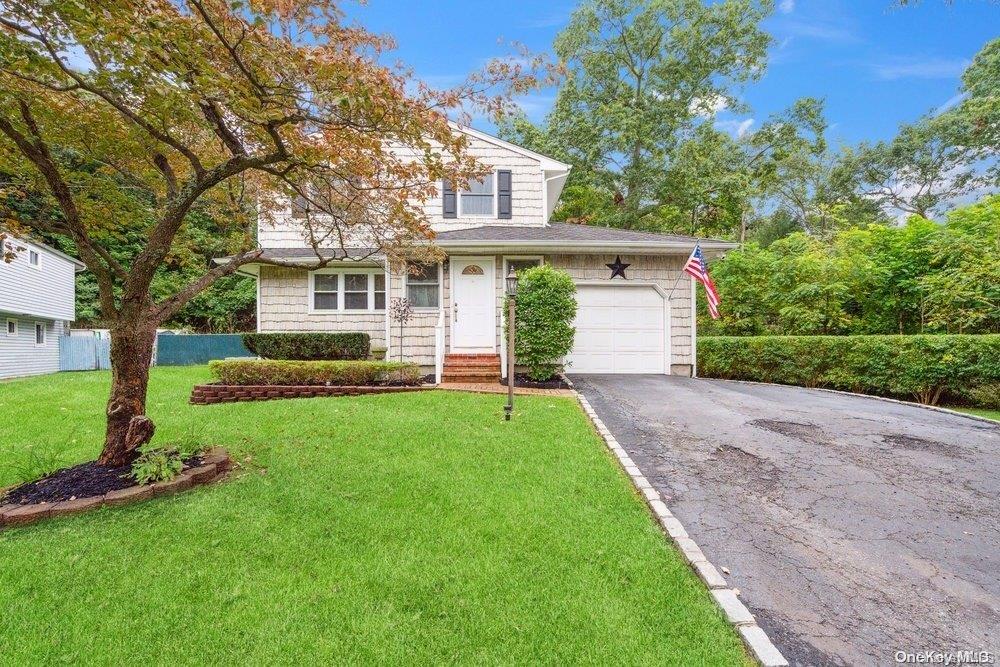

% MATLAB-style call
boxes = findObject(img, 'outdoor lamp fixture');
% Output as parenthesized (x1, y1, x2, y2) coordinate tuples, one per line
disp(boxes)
(504, 266, 518, 421)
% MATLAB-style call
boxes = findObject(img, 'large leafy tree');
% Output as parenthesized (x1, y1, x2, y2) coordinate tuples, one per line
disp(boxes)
(504, 0, 773, 229)
(834, 38, 998, 220)
(0, 0, 535, 464)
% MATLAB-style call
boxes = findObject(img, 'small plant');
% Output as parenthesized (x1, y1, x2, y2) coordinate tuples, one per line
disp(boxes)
(7, 448, 64, 485)
(132, 448, 183, 486)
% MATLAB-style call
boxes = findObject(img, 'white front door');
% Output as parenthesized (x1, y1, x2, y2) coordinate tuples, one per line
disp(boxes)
(451, 257, 495, 351)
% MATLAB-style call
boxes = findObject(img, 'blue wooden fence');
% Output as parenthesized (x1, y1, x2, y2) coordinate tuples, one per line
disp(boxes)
(155, 333, 252, 366)
(60, 335, 111, 371)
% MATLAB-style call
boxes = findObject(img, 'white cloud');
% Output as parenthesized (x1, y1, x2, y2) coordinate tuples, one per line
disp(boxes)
(513, 93, 556, 121)
(688, 94, 728, 117)
(778, 0, 795, 14)
(779, 19, 859, 43)
(934, 93, 967, 116)
(716, 118, 754, 138)
(872, 57, 969, 81)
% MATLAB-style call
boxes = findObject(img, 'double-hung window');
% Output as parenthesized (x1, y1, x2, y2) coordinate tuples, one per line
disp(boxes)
(34, 322, 46, 346)
(406, 264, 439, 308)
(460, 175, 495, 216)
(28, 249, 40, 267)
(442, 170, 511, 219)
(310, 270, 386, 313)
(6, 319, 16, 337)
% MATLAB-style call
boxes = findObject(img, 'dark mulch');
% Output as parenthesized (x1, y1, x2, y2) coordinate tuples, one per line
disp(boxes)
(2, 455, 204, 505)
(498, 374, 571, 390)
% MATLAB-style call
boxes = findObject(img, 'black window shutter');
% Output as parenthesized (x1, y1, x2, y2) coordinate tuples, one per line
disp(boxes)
(442, 180, 457, 218)
(497, 170, 512, 219)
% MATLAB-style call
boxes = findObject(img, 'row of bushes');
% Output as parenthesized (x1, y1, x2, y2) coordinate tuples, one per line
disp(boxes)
(209, 359, 422, 387)
(241, 333, 370, 361)
(698, 335, 1000, 407)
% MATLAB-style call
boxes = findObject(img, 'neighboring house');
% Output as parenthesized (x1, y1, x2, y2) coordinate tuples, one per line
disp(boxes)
(0, 237, 86, 380)
(240, 126, 736, 380)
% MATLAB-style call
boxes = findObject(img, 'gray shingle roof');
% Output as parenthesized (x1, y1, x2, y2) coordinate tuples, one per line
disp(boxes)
(434, 222, 733, 247)
(252, 247, 378, 261)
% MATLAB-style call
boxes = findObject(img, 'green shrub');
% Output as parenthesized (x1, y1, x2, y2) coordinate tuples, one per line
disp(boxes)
(241, 332, 370, 361)
(132, 448, 183, 485)
(698, 335, 1000, 405)
(209, 359, 422, 386)
(506, 265, 578, 381)
(960, 383, 1000, 410)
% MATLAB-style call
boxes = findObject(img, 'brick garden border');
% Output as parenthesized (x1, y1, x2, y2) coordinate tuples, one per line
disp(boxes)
(570, 385, 789, 667)
(0, 447, 232, 530)
(190, 384, 432, 404)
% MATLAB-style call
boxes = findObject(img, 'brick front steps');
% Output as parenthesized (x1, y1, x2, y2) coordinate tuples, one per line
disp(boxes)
(442, 354, 501, 384)
(190, 384, 432, 404)
(0, 448, 231, 530)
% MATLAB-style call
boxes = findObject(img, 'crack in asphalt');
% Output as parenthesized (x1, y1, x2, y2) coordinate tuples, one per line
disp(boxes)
(571, 375, 1000, 667)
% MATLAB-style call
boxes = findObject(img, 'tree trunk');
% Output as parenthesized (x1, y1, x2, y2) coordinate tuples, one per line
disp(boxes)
(99, 321, 158, 465)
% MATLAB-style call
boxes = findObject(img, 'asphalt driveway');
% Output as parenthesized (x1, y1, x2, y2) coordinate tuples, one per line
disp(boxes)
(571, 375, 1000, 667)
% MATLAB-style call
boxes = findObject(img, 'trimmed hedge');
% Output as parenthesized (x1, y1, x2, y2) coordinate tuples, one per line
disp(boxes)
(209, 359, 422, 387)
(698, 335, 1000, 406)
(241, 332, 370, 361)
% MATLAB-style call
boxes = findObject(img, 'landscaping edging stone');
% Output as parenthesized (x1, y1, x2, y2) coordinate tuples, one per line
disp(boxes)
(570, 384, 789, 667)
(190, 384, 432, 404)
(0, 447, 232, 530)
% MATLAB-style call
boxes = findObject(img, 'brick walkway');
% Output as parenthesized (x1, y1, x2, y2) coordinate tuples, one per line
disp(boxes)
(437, 382, 575, 397)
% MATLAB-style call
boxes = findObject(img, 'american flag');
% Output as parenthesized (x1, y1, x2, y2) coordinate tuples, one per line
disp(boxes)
(683, 243, 721, 319)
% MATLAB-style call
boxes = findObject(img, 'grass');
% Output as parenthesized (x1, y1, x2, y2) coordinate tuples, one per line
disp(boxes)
(0, 367, 747, 664)
(950, 407, 1000, 422)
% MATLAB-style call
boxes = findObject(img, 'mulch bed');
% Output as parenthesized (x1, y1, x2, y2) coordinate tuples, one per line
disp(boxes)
(3, 455, 204, 505)
(498, 374, 572, 390)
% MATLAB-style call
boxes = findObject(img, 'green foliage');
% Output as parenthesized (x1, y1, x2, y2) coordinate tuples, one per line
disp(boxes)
(507, 266, 578, 381)
(500, 0, 773, 232)
(209, 359, 421, 386)
(960, 383, 1000, 411)
(242, 332, 370, 361)
(703, 197, 1000, 336)
(698, 335, 1000, 405)
(131, 448, 183, 486)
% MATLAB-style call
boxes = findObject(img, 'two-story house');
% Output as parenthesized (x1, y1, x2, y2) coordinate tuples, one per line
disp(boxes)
(238, 126, 735, 381)
(1, 236, 85, 379)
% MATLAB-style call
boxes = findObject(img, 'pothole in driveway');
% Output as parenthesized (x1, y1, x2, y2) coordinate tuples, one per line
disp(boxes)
(749, 419, 828, 446)
(881, 434, 966, 459)
(709, 444, 782, 494)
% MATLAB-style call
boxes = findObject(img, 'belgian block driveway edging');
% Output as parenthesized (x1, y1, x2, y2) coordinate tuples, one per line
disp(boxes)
(572, 387, 789, 667)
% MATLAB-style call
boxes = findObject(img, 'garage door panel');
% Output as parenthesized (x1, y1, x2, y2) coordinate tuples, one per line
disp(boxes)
(569, 284, 667, 374)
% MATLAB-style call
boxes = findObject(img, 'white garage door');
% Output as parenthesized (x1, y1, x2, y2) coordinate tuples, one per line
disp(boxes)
(566, 284, 667, 374)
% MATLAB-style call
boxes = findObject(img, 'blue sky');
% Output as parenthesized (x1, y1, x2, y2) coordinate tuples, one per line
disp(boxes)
(342, 0, 997, 148)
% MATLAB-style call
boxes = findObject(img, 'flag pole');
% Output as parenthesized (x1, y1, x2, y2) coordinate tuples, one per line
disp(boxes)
(666, 239, 699, 301)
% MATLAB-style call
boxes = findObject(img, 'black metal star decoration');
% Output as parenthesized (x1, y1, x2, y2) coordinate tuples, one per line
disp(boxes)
(606, 255, 630, 279)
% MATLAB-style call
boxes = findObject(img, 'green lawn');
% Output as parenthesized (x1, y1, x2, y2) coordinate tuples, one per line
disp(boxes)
(951, 407, 1000, 422)
(0, 367, 746, 664)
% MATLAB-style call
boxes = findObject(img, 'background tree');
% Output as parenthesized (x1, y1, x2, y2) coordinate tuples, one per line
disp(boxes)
(502, 0, 773, 230)
(0, 0, 538, 464)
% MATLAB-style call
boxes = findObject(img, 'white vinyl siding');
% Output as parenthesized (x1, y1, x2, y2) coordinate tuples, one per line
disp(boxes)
(0, 314, 63, 379)
(0, 240, 78, 321)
